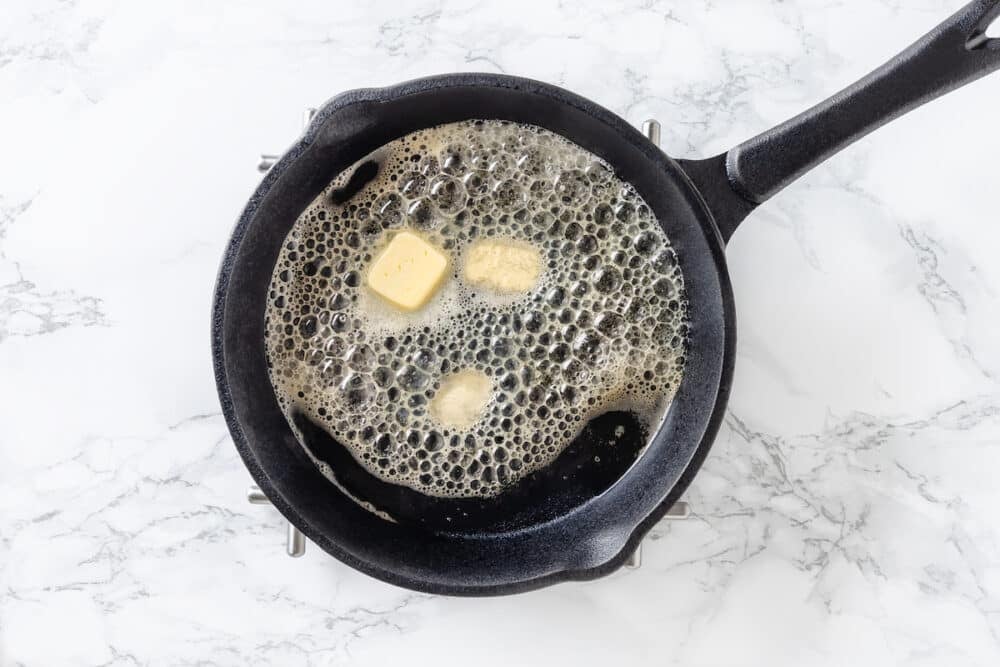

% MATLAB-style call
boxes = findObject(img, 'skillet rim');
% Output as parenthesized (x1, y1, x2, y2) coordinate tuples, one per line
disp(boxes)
(212, 72, 736, 595)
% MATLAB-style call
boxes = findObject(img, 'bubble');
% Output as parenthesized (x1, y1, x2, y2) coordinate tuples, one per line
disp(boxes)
(595, 312, 625, 336)
(650, 247, 677, 273)
(487, 154, 513, 176)
(462, 170, 489, 196)
(410, 348, 436, 370)
(585, 161, 612, 185)
(330, 313, 350, 333)
(396, 364, 428, 391)
(592, 267, 622, 293)
(329, 294, 348, 310)
(299, 315, 318, 337)
(306, 348, 325, 366)
(441, 145, 464, 174)
(491, 337, 513, 357)
(561, 359, 590, 383)
(615, 202, 635, 224)
(344, 344, 374, 370)
(323, 336, 345, 356)
(652, 277, 676, 299)
(549, 342, 570, 363)
(499, 372, 519, 391)
(554, 169, 589, 203)
(338, 372, 374, 412)
(318, 357, 343, 384)
(429, 176, 467, 214)
(572, 331, 602, 363)
(418, 156, 439, 175)
(576, 234, 598, 254)
(370, 435, 393, 457)
(493, 179, 526, 211)
(395, 407, 410, 425)
(374, 193, 403, 228)
(372, 366, 393, 387)
(545, 286, 566, 307)
(423, 431, 444, 452)
(523, 310, 545, 332)
(516, 147, 545, 176)
(594, 203, 615, 225)
(633, 231, 659, 255)
(405, 198, 435, 228)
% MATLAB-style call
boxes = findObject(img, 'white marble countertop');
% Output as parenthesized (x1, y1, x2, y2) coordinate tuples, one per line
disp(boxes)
(3, 0, 1000, 665)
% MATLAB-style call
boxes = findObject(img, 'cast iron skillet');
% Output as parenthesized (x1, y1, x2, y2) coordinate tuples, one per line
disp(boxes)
(213, 1, 1000, 595)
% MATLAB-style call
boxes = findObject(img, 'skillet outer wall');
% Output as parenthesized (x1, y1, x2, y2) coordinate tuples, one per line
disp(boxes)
(211, 73, 737, 595)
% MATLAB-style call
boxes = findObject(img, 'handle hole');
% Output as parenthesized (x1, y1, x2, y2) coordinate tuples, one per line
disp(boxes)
(967, 29, 999, 50)
(967, 4, 1000, 49)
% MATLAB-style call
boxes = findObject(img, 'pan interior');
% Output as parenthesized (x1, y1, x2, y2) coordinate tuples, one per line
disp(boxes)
(262, 119, 690, 533)
(215, 74, 731, 593)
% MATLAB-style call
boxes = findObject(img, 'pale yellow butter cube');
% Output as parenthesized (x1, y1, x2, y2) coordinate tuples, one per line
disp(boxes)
(367, 231, 448, 311)
(464, 238, 542, 293)
(430, 370, 493, 429)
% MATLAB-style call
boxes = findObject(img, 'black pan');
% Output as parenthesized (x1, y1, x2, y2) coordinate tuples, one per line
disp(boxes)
(212, 1, 1000, 595)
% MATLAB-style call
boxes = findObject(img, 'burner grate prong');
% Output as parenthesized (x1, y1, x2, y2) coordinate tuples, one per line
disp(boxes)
(624, 500, 691, 569)
(258, 107, 318, 173)
(247, 485, 306, 558)
(642, 119, 662, 148)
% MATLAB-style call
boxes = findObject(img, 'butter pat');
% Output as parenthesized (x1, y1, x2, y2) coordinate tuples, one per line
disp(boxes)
(367, 231, 448, 311)
(430, 370, 492, 429)
(464, 238, 542, 293)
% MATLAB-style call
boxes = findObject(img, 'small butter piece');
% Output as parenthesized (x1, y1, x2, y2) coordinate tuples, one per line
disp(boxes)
(367, 231, 448, 311)
(464, 238, 542, 293)
(430, 370, 493, 429)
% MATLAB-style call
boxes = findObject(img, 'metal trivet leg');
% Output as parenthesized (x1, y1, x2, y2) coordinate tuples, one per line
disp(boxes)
(624, 501, 690, 569)
(247, 485, 306, 557)
(258, 107, 317, 172)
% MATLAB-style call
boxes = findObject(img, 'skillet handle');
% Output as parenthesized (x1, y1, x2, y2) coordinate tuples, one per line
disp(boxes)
(680, 0, 1000, 243)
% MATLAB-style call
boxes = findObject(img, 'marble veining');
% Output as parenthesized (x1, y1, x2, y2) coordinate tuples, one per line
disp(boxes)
(1, 0, 999, 665)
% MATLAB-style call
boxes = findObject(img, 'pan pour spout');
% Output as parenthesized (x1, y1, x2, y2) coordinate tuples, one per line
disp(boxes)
(679, 0, 1000, 244)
